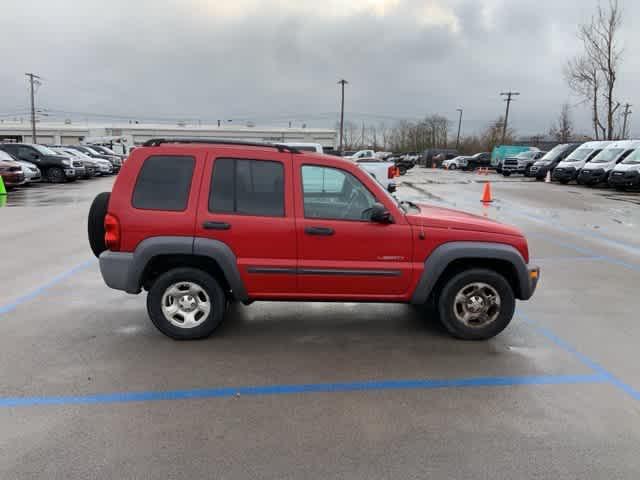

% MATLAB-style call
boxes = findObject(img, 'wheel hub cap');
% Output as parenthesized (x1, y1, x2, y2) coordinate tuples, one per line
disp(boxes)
(161, 282, 212, 329)
(453, 282, 502, 328)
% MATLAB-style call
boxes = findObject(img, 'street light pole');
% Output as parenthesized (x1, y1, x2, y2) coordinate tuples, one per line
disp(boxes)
(338, 79, 348, 153)
(455, 108, 463, 150)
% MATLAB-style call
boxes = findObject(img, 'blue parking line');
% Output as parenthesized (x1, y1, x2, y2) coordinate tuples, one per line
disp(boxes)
(519, 311, 640, 402)
(0, 374, 607, 408)
(0, 259, 95, 315)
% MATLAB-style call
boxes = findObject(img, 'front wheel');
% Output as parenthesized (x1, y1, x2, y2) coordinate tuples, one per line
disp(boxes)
(437, 269, 515, 340)
(449, 164, 457, 170)
(559, 179, 569, 185)
(147, 268, 227, 340)
(502, 171, 511, 177)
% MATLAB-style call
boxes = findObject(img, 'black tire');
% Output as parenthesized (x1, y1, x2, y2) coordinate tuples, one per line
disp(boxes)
(437, 269, 515, 340)
(449, 164, 457, 170)
(47, 167, 65, 183)
(535, 176, 544, 181)
(147, 268, 226, 340)
(88, 192, 110, 258)
(502, 171, 511, 177)
(559, 179, 569, 185)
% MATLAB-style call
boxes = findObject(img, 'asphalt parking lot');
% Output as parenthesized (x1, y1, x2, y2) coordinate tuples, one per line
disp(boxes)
(1, 171, 640, 479)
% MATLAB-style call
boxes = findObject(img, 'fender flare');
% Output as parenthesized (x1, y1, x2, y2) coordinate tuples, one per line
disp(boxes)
(410, 242, 532, 304)
(125, 236, 248, 301)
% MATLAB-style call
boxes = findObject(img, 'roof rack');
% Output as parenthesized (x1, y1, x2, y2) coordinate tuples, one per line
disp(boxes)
(142, 138, 300, 153)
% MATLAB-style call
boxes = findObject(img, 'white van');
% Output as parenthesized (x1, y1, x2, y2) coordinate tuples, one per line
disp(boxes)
(577, 140, 640, 185)
(552, 140, 612, 184)
(608, 146, 640, 190)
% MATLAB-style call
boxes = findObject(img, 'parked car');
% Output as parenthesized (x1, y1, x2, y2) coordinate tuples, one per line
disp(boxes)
(578, 140, 640, 186)
(67, 145, 122, 173)
(529, 143, 581, 180)
(89, 144, 126, 161)
(492, 146, 537, 173)
(608, 147, 640, 190)
(61, 148, 113, 175)
(442, 156, 471, 170)
(421, 148, 460, 168)
(0, 149, 25, 189)
(89, 138, 539, 341)
(16, 159, 42, 183)
(50, 147, 96, 178)
(467, 152, 491, 170)
(501, 150, 544, 177)
(0, 143, 80, 182)
(552, 141, 612, 184)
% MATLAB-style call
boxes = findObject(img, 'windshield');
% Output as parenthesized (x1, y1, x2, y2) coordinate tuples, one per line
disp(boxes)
(591, 148, 624, 163)
(32, 145, 59, 156)
(621, 149, 640, 164)
(564, 148, 594, 162)
(81, 146, 101, 155)
(515, 151, 535, 159)
(539, 145, 567, 163)
(92, 145, 117, 155)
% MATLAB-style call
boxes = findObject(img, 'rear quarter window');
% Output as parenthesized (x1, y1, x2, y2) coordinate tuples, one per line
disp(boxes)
(132, 155, 195, 211)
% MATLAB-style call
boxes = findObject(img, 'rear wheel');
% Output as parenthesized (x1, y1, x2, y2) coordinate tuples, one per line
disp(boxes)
(47, 167, 65, 183)
(437, 269, 515, 340)
(88, 192, 110, 257)
(449, 164, 457, 170)
(147, 268, 226, 340)
(559, 179, 570, 185)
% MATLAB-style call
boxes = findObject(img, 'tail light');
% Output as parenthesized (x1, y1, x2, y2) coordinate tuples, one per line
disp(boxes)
(387, 165, 395, 179)
(104, 213, 121, 251)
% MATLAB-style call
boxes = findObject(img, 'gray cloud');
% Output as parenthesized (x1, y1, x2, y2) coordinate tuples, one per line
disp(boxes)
(0, 0, 638, 136)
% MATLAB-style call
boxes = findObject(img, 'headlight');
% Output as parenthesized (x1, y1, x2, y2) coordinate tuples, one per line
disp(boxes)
(62, 159, 71, 167)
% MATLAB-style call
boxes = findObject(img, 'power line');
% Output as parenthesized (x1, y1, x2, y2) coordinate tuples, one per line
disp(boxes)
(500, 91, 519, 144)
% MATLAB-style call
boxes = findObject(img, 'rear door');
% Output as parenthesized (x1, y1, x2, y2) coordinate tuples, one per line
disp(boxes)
(196, 150, 297, 298)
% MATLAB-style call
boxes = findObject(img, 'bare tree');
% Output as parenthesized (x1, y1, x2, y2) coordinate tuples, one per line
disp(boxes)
(565, 56, 605, 139)
(549, 103, 574, 142)
(567, 0, 623, 140)
(481, 116, 514, 152)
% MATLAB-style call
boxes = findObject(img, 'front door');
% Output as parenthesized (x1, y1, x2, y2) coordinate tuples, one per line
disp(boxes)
(196, 151, 297, 298)
(294, 163, 413, 299)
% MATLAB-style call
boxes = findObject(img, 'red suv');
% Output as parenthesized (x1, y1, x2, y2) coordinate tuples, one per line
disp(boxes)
(89, 139, 539, 340)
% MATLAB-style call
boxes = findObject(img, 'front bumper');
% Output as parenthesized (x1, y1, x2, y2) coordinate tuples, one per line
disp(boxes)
(551, 167, 578, 182)
(577, 169, 607, 185)
(530, 165, 548, 179)
(608, 170, 640, 187)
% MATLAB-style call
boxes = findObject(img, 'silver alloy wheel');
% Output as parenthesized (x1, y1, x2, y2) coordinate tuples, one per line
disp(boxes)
(161, 281, 211, 329)
(452, 282, 501, 328)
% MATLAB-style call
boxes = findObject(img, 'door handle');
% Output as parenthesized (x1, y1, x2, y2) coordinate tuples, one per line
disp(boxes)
(203, 221, 231, 230)
(305, 226, 334, 236)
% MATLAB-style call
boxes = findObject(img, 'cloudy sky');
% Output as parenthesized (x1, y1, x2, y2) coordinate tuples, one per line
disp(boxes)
(0, 0, 638, 136)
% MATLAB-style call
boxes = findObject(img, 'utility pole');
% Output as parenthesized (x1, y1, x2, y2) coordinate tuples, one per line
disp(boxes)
(338, 79, 348, 153)
(622, 103, 632, 139)
(500, 91, 519, 144)
(25, 73, 41, 143)
(455, 108, 463, 150)
(360, 121, 365, 148)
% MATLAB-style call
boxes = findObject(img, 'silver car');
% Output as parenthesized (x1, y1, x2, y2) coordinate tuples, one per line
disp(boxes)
(16, 160, 42, 183)
(61, 148, 113, 175)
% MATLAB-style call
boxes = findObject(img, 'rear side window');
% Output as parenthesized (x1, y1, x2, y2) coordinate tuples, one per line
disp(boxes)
(132, 155, 195, 211)
(209, 158, 284, 217)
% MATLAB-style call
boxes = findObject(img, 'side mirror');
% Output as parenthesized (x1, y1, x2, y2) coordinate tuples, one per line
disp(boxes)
(370, 202, 392, 223)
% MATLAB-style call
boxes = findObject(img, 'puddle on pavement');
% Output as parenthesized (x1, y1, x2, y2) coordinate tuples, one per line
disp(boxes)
(0, 184, 96, 207)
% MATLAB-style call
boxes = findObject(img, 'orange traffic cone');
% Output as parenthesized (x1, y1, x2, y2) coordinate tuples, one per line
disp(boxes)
(545, 170, 551, 183)
(480, 182, 493, 203)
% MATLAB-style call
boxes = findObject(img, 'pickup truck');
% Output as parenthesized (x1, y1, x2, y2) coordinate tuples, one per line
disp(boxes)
(343, 150, 398, 192)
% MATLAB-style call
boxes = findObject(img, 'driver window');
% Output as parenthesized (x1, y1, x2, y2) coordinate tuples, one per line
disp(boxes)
(301, 165, 376, 221)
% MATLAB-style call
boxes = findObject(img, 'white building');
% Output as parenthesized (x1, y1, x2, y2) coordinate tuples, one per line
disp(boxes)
(0, 121, 337, 149)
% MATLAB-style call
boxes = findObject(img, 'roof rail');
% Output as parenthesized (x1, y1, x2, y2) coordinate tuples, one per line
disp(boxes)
(142, 138, 300, 153)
